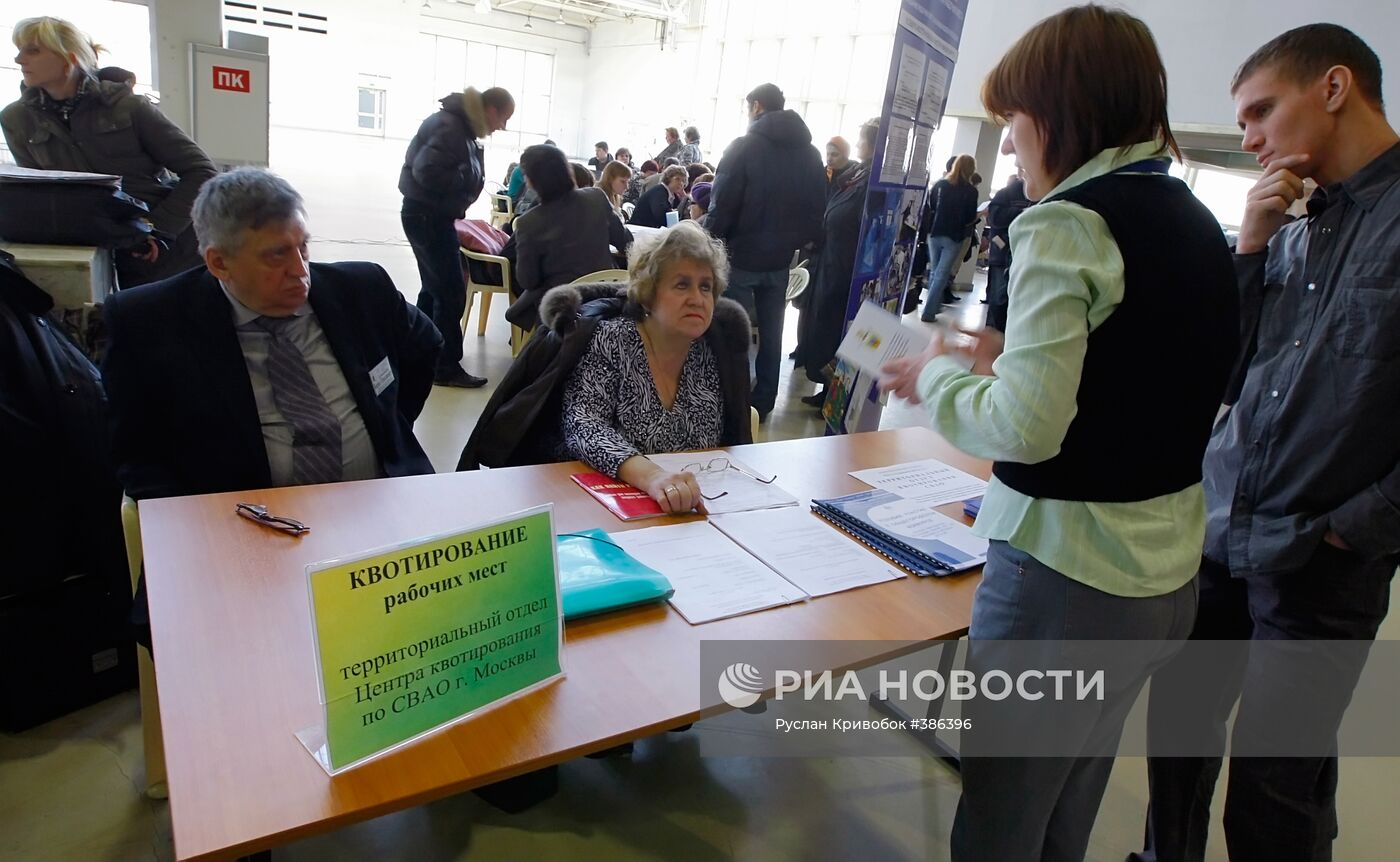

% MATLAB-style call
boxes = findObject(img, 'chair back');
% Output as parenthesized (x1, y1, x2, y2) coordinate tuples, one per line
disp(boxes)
(570, 269, 630, 284)
(785, 267, 810, 304)
(121, 495, 142, 591)
(121, 492, 169, 799)
(488, 192, 514, 229)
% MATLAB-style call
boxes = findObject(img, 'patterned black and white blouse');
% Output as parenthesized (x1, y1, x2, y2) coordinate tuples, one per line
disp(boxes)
(560, 317, 724, 477)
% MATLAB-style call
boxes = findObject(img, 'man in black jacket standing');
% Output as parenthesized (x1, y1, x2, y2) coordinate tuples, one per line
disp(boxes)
(399, 86, 514, 388)
(707, 83, 825, 421)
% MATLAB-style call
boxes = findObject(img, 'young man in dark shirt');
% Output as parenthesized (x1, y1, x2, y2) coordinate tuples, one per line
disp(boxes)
(1133, 24, 1400, 862)
(587, 140, 612, 178)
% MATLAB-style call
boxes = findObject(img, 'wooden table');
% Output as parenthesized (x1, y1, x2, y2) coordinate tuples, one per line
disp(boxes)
(140, 427, 987, 860)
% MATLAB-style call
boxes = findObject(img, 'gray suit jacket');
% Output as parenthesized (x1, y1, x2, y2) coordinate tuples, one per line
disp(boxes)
(506, 187, 631, 330)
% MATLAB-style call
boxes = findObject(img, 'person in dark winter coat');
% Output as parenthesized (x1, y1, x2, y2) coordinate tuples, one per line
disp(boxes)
(792, 135, 856, 366)
(824, 136, 857, 197)
(707, 82, 826, 421)
(3, 16, 216, 289)
(983, 173, 1032, 331)
(399, 86, 514, 388)
(457, 227, 753, 489)
(0, 251, 134, 728)
(798, 120, 878, 405)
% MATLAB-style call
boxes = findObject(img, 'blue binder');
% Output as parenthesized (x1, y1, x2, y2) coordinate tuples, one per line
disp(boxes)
(811, 489, 983, 577)
(556, 529, 675, 619)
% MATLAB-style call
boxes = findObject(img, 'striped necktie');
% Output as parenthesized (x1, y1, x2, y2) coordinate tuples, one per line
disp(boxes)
(256, 316, 342, 485)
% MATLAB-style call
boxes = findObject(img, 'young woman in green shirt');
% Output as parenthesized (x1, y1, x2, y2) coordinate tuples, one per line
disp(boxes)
(881, 7, 1239, 861)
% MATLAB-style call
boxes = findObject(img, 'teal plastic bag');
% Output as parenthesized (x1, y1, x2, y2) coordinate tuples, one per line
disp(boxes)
(556, 528, 674, 620)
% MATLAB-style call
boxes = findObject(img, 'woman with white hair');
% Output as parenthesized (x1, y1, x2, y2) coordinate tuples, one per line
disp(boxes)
(557, 221, 752, 511)
(457, 223, 752, 506)
(2, 16, 216, 287)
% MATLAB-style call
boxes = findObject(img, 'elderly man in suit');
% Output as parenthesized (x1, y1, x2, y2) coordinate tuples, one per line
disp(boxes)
(102, 167, 442, 502)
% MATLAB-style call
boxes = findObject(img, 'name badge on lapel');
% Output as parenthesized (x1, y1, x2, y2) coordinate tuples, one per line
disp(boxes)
(369, 356, 394, 395)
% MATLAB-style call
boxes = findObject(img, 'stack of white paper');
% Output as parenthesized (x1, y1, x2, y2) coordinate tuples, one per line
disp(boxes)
(710, 508, 904, 597)
(646, 452, 798, 515)
(849, 459, 987, 507)
(610, 522, 807, 624)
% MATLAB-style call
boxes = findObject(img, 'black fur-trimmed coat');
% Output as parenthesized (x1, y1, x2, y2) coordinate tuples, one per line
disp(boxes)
(456, 282, 752, 470)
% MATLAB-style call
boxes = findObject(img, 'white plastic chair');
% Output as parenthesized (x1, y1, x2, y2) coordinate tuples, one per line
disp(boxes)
(121, 496, 167, 800)
(488, 192, 514, 230)
(460, 248, 525, 355)
(570, 269, 630, 284)
(786, 267, 811, 306)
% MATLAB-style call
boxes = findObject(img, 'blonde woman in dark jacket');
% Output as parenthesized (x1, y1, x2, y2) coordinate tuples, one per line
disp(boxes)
(3, 16, 216, 287)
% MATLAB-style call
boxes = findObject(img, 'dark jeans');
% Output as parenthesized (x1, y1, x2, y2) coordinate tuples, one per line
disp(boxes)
(401, 203, 465, 373)
(1131, 546, 1395, 862)
(724, 267, 787, 415)
(952, 541, 1197, 862)
(985, 264, 1010, 332)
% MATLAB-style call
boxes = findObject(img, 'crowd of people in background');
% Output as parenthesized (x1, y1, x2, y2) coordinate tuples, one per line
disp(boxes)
(492, 108, 1041, 414)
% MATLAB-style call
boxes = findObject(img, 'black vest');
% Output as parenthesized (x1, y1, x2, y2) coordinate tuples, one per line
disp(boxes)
(992, 169, 1239, 502)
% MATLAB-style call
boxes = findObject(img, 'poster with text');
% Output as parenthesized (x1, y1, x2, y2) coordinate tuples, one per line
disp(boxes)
(826, 0, 967, 434)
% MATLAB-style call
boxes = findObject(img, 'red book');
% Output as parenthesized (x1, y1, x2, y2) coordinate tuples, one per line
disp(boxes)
(570, 472, 666, 521)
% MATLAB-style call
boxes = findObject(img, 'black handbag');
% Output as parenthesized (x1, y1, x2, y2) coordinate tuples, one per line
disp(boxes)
(0, 180, 153, 246)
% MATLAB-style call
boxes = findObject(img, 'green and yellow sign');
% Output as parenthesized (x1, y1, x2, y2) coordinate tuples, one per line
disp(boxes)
(304, 505, 562, 772)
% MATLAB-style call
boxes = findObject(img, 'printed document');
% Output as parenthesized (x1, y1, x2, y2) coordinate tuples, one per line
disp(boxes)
(710, 508, 904, 597)
(860, 495, 989, 571)
(850, 458, 988, 507)
(610, 522, 806, 624)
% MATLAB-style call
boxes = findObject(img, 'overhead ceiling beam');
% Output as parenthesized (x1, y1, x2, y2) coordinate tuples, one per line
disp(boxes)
(604, 0, 686, 21)
(491, 0, 627, 24)
(524, 0, 681, 23)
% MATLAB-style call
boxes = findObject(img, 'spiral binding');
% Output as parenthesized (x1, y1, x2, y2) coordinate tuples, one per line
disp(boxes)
(810, 501, 953, 577)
